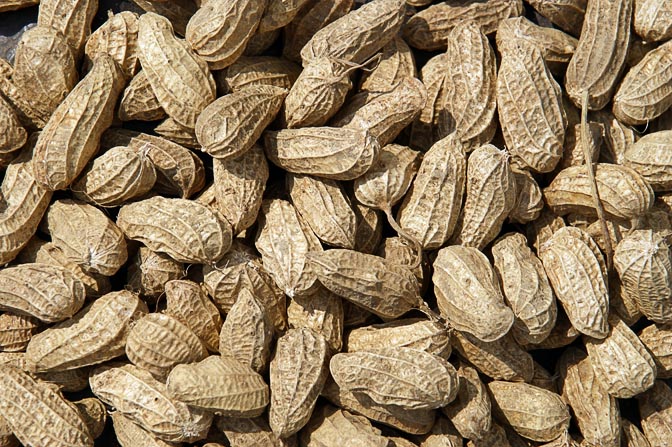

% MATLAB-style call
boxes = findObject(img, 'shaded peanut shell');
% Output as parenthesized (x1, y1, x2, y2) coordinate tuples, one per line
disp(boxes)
(442, 362, 492, 440)
(288, 173, 357, 249)
(26, 290, 147, 372)
(216, 416, 297, 447)
(167, 355, 269, 417)
(433, 245, 514, 342)
(84, 11, 140, 78)
(90, 363, 213, 442)
(73, 397, 107, 440)
(624, 131, 672, 192)
(117, 196, 232, 264)
(165, 279, 222, 353)
(118, 70, 166, 121)
(300, 404, 389, 447)
(638, 380, 672, 447)
(308, 249, 420, 319)
(639, 323, 672, 378)
(258, 0, 310, 33)
(287, 286, 344, 354)
(196, 85, 287, 159)
(585, 315, 657, 398)
(218, 56, 300, 93)
(451, 144, 517, 250)
(127, 247, 184, 298)
(219, 288, 273, 373)
(359, 36, 415, 93)
(0, 366, 92, 447)
(138, 12, 216, 130)
(397, 135, 466, 250)
(0, 96, 26, 160)
(635, 0, 672, 41)
(544, 163, 654, 220)
(409, 53, 451, 152)
(185, 0, 267, 70)
(353, 202, 383, 254)
(32, 55, 125, 191)
(509, 169, 544, 224)
(111, 413, 177, 447)
(487, 381, 570, 442)
(526, 0, 585, 36)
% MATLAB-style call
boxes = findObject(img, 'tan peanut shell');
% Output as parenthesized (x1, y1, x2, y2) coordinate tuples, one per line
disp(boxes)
(301, 0, 405, 66)
(0, 263, 85, 323)
(544, 163, 654, 220)
(117, 196, 232, 264)
(126, 313, 208, 380)
(288, 173, 357, 249)
(376, 237, 426, 289)
(165, 279, 222, 353)
(353, 201, 383, 254)
(264, 127, 380, 181)
(0, 148, 52, 265)
(614, 230, 672, 323)
(526, 208, 566, 255)
(156, 118, 199, 147)
(203, 245, 287, 332)
(0, 313, 38, 352)
(72, 145, 156, 207)
(585, 315, 657, 398)
(269, 328, 329, 438)
(218, 56, 300, 94)
(300, 404, 390, 447)
(213, 143, 268, 235)
(441, 22, 497, 151)
(433, 245, 514, 342)
(330, 347, 458, 411)
(452, 330, 534, 382)
(496, 17, 578, 74)
(90, 363, 213, 442)
(308, 249, 421, 319)
(345, 318, 451, 359)
(112, 413, 177, 447)
(624, 131, 672, 192)
(638, 380, 672, 447)
(132, 0, 197, 37)
(0, 413, 17, 447)
(466, 422, 511, 447)
(487, 381, 570, 442)
(0, 366, 93, 447)
(359, 36, 415, 93)
(26, 290, 147, 372)
(591, 109, 635, 164)
(492, 232, 557, 344)
(539, 226, 609, 338)
(255, 199, 322, 297)
(497, 41, 567, 173)
(127, 247, 183, 298)
(621, 418, 652, 447)
(118, 70, 166, 121)
(321, 377, 436, 435)
(102, 128, 205, 198)
(284, 57, 353, 129)
(43, 199, 128, 276)
(18, 239, 111, 298)
(216, 416, 296, 447)
(2, 31, 77, 128)
(138, 12, 216, 130)
(32, 55, 125, 191)
(196, 85, 287, 159)
(564, 0, 632, 109)
(84, 11, 140, 78)
(557, 347, 621, 447)
(258, 0, 310, 33)
(0, 94, 26, 162)
(219, 288, 273, 373)
(403, 0, 523, 50)
(287, 287, 344, 354)
(331, 76, 427, 148)
(186, 0, 267, 70)
(397, 135, 466, 250)
(442, 362, 492, 441)
(419, 416, 464, 447)
(635, 0, 672, 41)
(613, 41, 672, 125)
(559, 122, 602, 170)
(0, 0, 38, 12)
(451, 144, 517, 250)
(37, 0, 97, 56)
(639, 323, 672, 378)
(167, 355, 269, 417)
